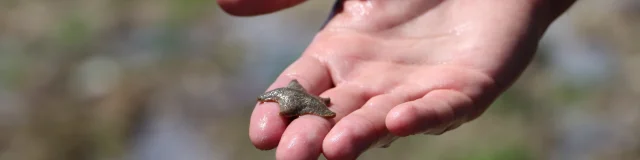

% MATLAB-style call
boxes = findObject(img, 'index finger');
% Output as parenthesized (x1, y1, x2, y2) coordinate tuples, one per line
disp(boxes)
(249, 55, 332, 150)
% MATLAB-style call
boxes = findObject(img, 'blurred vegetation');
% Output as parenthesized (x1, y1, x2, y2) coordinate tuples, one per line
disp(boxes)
(0, 0, 639, 160)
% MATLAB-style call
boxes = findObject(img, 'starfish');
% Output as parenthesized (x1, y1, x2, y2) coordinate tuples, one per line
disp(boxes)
(257, 79, 336, 118)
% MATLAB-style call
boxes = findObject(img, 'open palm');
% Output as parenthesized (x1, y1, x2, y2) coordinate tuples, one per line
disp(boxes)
(218, 0, 574, 159)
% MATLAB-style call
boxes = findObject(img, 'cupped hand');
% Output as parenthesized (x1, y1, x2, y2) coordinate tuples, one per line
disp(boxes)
(218, 0, 573, 159)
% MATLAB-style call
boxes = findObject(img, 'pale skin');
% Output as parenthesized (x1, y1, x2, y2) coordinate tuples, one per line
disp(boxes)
(217, 0, 576, 159)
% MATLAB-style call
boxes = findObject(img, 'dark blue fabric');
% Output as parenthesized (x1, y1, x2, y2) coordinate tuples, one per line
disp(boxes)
(320, 0, 343, 30)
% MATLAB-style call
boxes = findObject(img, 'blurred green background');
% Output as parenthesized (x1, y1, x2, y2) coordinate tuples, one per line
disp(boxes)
(0, 0, 638, 160)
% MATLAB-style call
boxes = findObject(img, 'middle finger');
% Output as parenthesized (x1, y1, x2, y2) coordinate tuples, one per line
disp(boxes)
(275, 84, 368, 160)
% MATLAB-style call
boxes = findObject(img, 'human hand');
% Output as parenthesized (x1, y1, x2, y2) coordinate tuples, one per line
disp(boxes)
(218, 0, 574, 159)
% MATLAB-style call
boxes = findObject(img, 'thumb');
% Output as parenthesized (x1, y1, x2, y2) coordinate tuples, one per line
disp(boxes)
(217, 0, 307, 16)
